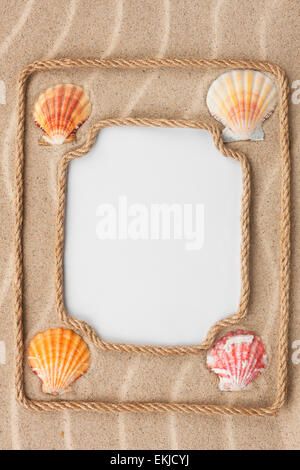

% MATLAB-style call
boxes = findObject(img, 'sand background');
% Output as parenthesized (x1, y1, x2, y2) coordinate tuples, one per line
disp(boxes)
(0, 0, 299, 450)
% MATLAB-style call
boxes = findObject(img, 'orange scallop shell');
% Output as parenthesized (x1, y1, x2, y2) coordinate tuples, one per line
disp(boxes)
(33, 84, 91, 145)
(206, 70, 277, 142)
(27, 328, 90, 395)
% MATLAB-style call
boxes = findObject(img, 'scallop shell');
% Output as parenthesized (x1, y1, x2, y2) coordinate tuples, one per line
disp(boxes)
(27, 328, 90, 395)
(33, 84, 91, 145)
(206, 70, 277, 142)
(207, 330, 267, 391)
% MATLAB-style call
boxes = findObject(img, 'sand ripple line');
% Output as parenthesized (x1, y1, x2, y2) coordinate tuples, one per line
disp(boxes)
(260, 273, 280, 337)
(10, 390, 22, 449)
(0, 0, 36, 57)
(259, 0, 282, 60)
(0, 252, 13, 310)
(79, 0, 124, 94)
(183, 2, 215, 118)
(169, 360, 193, 449)
(224, 416, 237, 449)
(63, 410, 73, 449)
(47, 156, 60, 205)
(259, 0, 282, 61)
(257, 168, 280, 260)
(0, 111, 17, 202)
(103, 0, 124, 58)
(48, 0, 79, 59)
(211, 0, 224, 58)
(118, 356, 141, 449)
(259, 13, 267, 59)
(122, 0, 170, 116)
(0, 110, 16, 312)
(256, 163, 281, 336)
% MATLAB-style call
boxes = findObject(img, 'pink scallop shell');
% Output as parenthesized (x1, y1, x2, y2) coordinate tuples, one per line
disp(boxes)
(207, 330, 268, 391)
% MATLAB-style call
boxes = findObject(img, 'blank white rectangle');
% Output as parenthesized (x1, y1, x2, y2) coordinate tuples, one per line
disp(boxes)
(64, 127, 242, 346)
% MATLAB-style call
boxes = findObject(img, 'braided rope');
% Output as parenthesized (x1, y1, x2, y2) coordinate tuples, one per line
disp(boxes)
(14, 58, 290, 416)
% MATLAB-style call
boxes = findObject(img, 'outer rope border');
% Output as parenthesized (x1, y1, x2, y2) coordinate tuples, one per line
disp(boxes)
(14, 58, 290, 416)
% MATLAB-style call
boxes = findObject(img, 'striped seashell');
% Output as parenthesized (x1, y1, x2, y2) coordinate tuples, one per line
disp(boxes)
(33, 84, 91, 145)
(207, 70, 277, 142)
(207, 330, 268, 391)
(27, 328, 90, 395)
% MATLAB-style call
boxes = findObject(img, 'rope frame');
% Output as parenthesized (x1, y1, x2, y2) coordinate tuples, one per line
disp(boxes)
(14, 58, 290, 416)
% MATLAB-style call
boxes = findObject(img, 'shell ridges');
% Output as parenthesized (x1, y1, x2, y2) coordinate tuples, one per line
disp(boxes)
(206, 70, 278, 142)
(27, 328, 90, 395)
(33, 84, 91, 145)
(207, 330, 268, 392)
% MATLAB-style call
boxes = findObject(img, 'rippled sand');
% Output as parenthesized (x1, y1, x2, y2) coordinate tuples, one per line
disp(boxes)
(0, 0, 299, 450)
